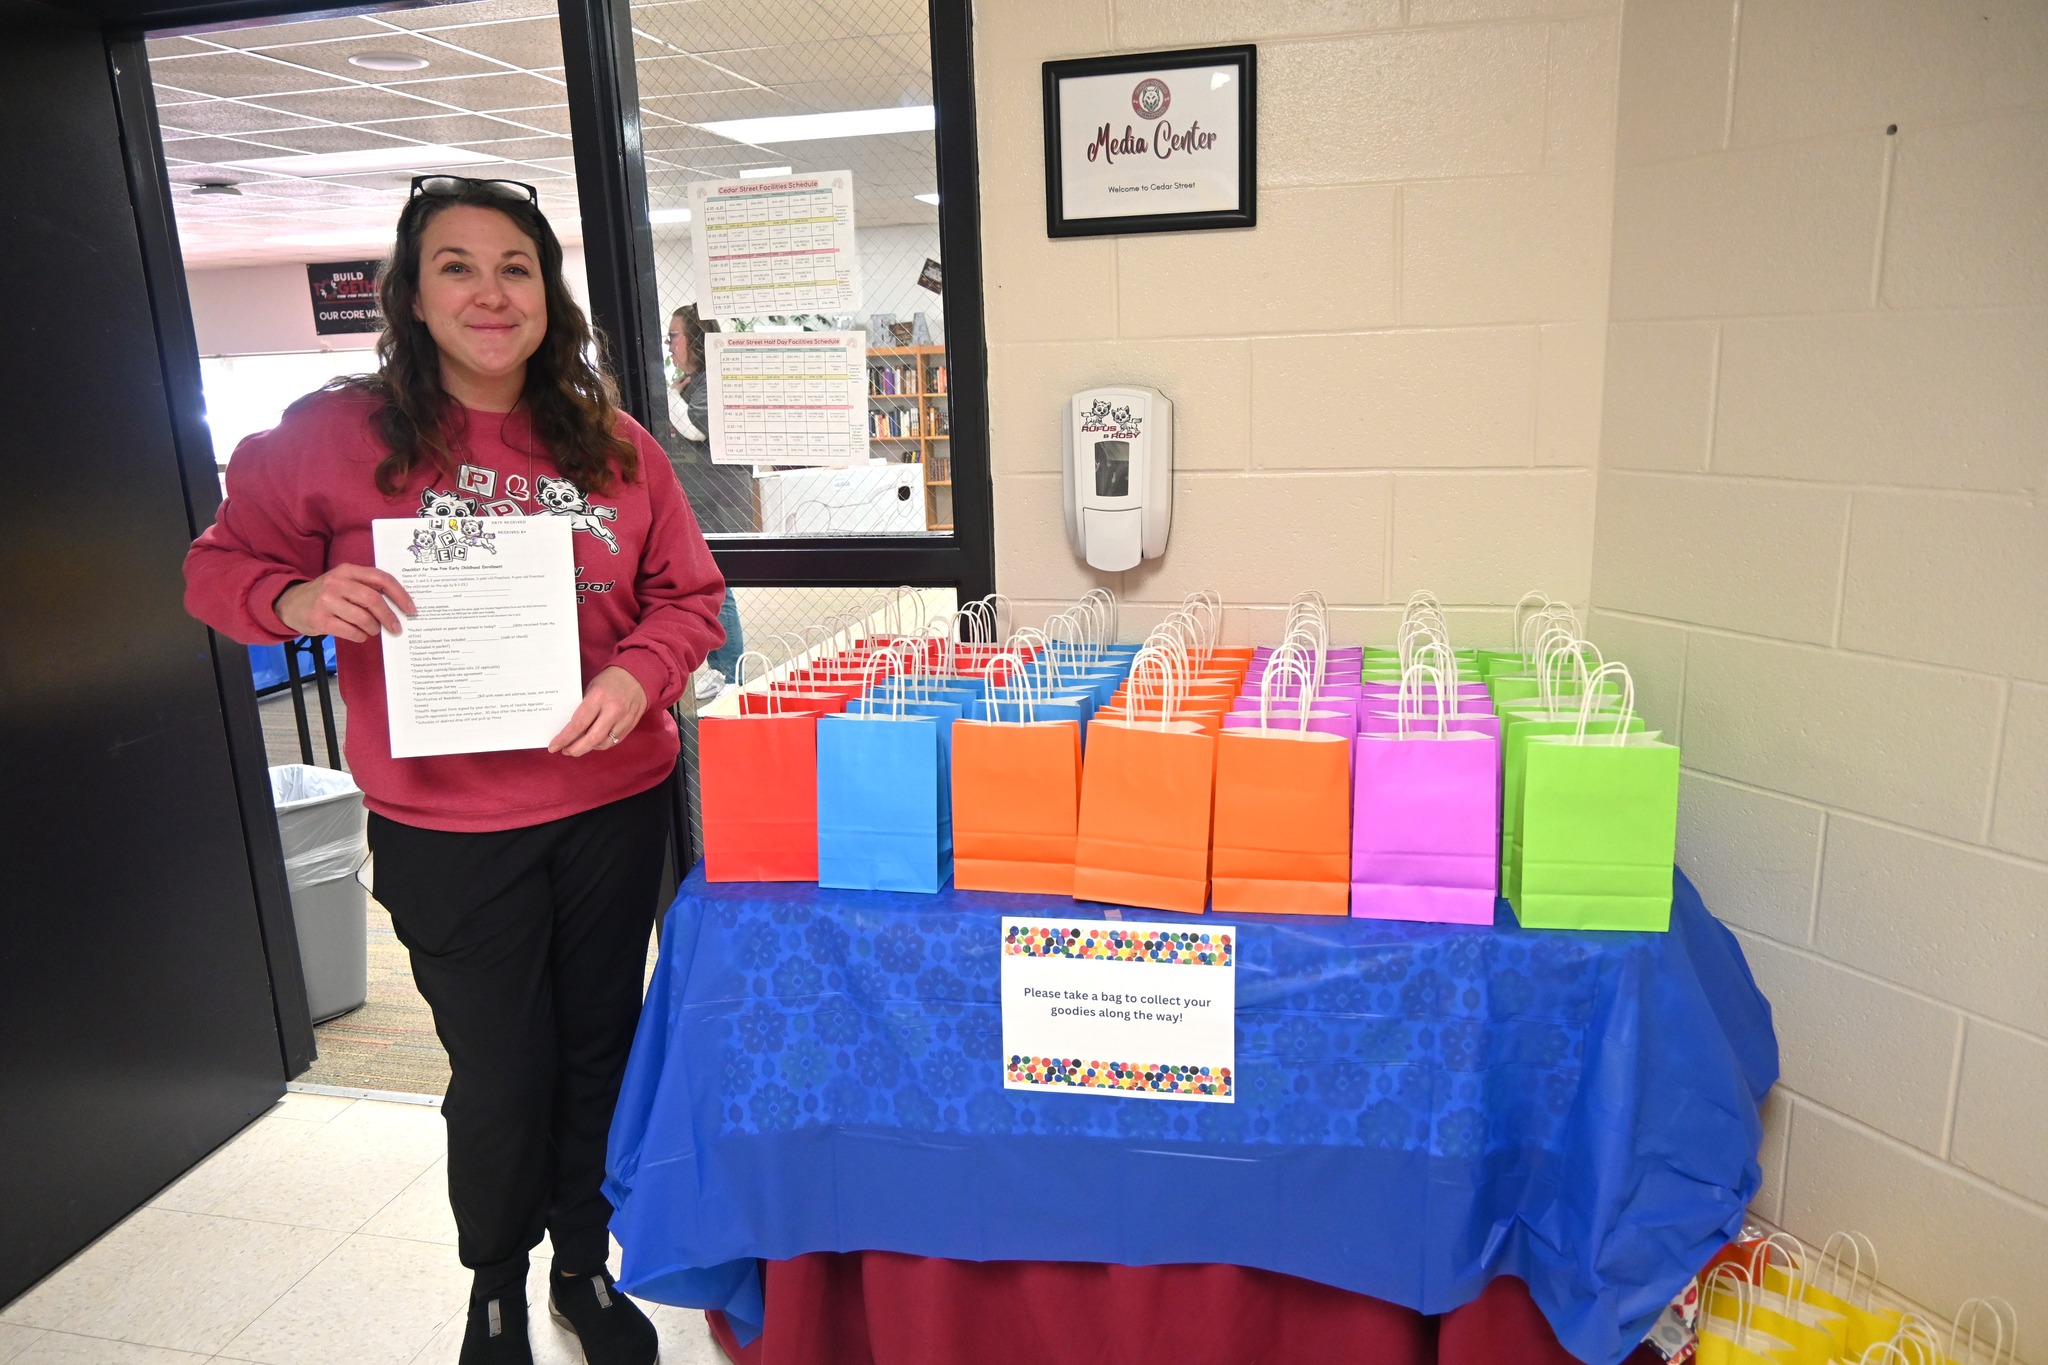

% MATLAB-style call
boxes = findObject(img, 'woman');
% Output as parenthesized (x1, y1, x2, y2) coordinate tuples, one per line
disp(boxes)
(185, 176, 724, 1365)
(664, 303, 744, 693)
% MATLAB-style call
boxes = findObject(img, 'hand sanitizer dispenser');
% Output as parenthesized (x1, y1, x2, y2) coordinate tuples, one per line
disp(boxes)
(1062, 385, 1173, 572)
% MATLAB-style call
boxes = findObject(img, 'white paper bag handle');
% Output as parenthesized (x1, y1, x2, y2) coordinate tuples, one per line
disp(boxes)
(1082, 587, 1118, 657)
(1703, 1265, 1758, 1349)
(1513, 591, 1554, 654)
(1413, 635, 1462, 696)
(981, 651, 1035, 724)
(1572, 662, 1636, 742)
(1744, 1232, 1808, 1316)
(1534, 629, 1572, 711)
(1258, 652, 1312, 734)
(861, 645, 908, 718)
(1815, 1232, 1881, 1309)
(1950, 1298, 2019, 1365)
(1124, 647, 1180, 729)
(1397, 661, 1451, 739)
(734, 649, 773, 712)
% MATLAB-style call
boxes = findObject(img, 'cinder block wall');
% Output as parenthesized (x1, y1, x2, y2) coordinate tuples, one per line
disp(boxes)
(975, 0, 1623, 645)
(1588, 0, 2048, 1339)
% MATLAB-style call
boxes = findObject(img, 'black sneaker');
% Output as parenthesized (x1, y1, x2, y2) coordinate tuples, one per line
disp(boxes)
(460, 1294, 533, 1365)
(549, 1267, 659, 1365)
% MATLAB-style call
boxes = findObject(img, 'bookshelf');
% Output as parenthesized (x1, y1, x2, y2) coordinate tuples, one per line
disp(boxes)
(867, 343, 952, 532)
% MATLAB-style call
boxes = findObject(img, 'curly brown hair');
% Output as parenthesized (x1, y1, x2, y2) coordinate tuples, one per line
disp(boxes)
(342, 181, 637, 496)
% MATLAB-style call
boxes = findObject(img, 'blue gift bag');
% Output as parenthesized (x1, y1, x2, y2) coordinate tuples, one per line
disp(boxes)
(816, 712, 952, 893)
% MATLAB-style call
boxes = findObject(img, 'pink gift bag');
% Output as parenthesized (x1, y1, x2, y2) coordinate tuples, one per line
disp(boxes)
(1350, 664, 1501, 924)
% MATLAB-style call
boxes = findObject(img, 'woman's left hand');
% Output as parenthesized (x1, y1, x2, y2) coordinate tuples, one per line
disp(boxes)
(549, 666, 648, 757)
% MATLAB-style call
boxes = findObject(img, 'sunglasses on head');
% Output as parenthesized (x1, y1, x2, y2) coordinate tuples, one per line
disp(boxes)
(409, 174, 539, 204)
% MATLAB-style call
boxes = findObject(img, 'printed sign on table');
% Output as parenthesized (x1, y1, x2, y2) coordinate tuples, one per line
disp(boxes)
(1000, 917, 1235, 1103)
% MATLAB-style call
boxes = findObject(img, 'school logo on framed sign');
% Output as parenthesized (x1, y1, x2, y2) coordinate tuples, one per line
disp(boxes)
(1042, 44, 1256, 239)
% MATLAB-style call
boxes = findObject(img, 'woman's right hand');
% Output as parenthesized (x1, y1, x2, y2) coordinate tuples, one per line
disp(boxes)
(275, 564, 418, 642)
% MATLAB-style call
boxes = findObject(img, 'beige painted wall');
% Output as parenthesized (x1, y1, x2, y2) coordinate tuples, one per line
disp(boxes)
(974, 0, 1623, 647)
(1589, 0, 2048, 1341)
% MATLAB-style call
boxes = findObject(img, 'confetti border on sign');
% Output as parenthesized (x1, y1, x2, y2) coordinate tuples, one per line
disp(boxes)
(1002, 925, 1233, 967)
(1007, 1055, 1233, 1097)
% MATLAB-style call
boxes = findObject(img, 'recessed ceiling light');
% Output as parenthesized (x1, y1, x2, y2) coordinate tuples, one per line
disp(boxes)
(738, 165, 794, 179)
(914, 192, 938, 205)
(695, 105, 934, 145)
(222, 144, 497, 178)
(349, 51, 430, 72)
(648, 207, 692, 224)
(191, 180, 242, 196)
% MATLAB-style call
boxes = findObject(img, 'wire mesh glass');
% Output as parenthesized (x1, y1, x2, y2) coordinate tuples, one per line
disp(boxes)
(631, 0, 952, 539)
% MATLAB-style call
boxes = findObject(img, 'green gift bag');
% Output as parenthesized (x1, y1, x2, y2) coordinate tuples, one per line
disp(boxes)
(1499, 702, 1644, 899)
(1512, 664, 1679, 932)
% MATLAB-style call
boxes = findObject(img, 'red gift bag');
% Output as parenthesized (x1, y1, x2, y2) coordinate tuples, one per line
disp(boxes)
(699, 651, 821, 882)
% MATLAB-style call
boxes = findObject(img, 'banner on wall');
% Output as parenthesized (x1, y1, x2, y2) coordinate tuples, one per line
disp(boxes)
(307, 261, 384, 335)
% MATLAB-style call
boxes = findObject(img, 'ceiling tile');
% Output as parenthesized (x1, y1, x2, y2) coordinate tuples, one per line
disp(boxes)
(631, 0, 862, 50)
(225, 125, 419, 156)
(359, 111, 543, 144)
(200, 16, 392, 48)
(382, 0, 562, 29)
(413, 19, 565, 70)
(381, 70, 566, 111)
(259, 32, 513, 81)
(451, 135, 575, 161)
(244, 87, 448, 122)
(638, 85, 802, 124)
(778, 73, 932, 113)
(156, 99, 325, 136)
(866, 31, 931, 73)
(485, 103, 573, 134)
(632, 52, 762, 97)
(811, 0, 928, 35)
(147, 36, 219, 57)
(160, 134, 292, 165)
(145, 51, 352, 98)
(695, 37, 886, 86)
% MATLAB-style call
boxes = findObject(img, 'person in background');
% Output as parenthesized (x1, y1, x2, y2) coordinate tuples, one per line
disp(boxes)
(185, 176, 725, 1365)
(666, 303, 744, 698)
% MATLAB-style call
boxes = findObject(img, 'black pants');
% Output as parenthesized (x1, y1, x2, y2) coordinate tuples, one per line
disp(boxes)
(368, 780, 670, 1299)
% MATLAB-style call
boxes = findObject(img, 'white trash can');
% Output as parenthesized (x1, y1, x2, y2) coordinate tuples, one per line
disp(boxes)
(268, 765, 368, 1024)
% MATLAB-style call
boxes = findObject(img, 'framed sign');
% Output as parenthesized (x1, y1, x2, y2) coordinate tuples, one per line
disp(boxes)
(306, 260, 383, 335)
(1041, 44, 1256, 239)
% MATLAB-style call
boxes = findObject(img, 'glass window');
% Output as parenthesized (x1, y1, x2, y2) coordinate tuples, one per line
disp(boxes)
(631, 0, 951, 539)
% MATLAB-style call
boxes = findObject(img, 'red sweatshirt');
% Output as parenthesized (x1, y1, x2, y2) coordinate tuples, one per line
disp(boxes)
(184, 387, 726, 832)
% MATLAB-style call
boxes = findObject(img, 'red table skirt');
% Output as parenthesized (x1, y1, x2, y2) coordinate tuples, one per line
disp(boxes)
(705, 1254, 1661, 1365)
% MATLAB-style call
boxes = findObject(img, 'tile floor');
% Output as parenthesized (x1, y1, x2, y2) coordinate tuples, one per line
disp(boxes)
(0, 1093, 725, 1365)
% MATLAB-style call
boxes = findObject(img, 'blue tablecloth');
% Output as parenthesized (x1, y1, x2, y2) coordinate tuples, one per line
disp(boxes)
(606, 871, 1776, 1365)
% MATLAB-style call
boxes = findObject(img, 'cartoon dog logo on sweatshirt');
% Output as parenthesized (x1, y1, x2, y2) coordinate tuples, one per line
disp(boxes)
(535, 475, 620, 554)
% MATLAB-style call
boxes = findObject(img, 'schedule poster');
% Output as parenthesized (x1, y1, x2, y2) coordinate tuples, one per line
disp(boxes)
(688, 172, 862, 321)
(706, 331, 869, 467)
(1000, 917, 1236, 1103)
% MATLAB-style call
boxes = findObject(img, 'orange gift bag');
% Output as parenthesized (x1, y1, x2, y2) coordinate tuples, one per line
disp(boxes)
(1073, 648, 1217, 914)
(1211, 656, 1352, 916)
(950, 652, 1084, 895)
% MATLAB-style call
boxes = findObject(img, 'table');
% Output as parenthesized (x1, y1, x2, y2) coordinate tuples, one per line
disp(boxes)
(701, 1255, 1664, 1365)
(606, 871, 1776, 1365)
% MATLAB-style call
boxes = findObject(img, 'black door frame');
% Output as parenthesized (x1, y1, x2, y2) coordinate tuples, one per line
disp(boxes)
(102, 0, 994, 604)
(92, 0, 993, 1054)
